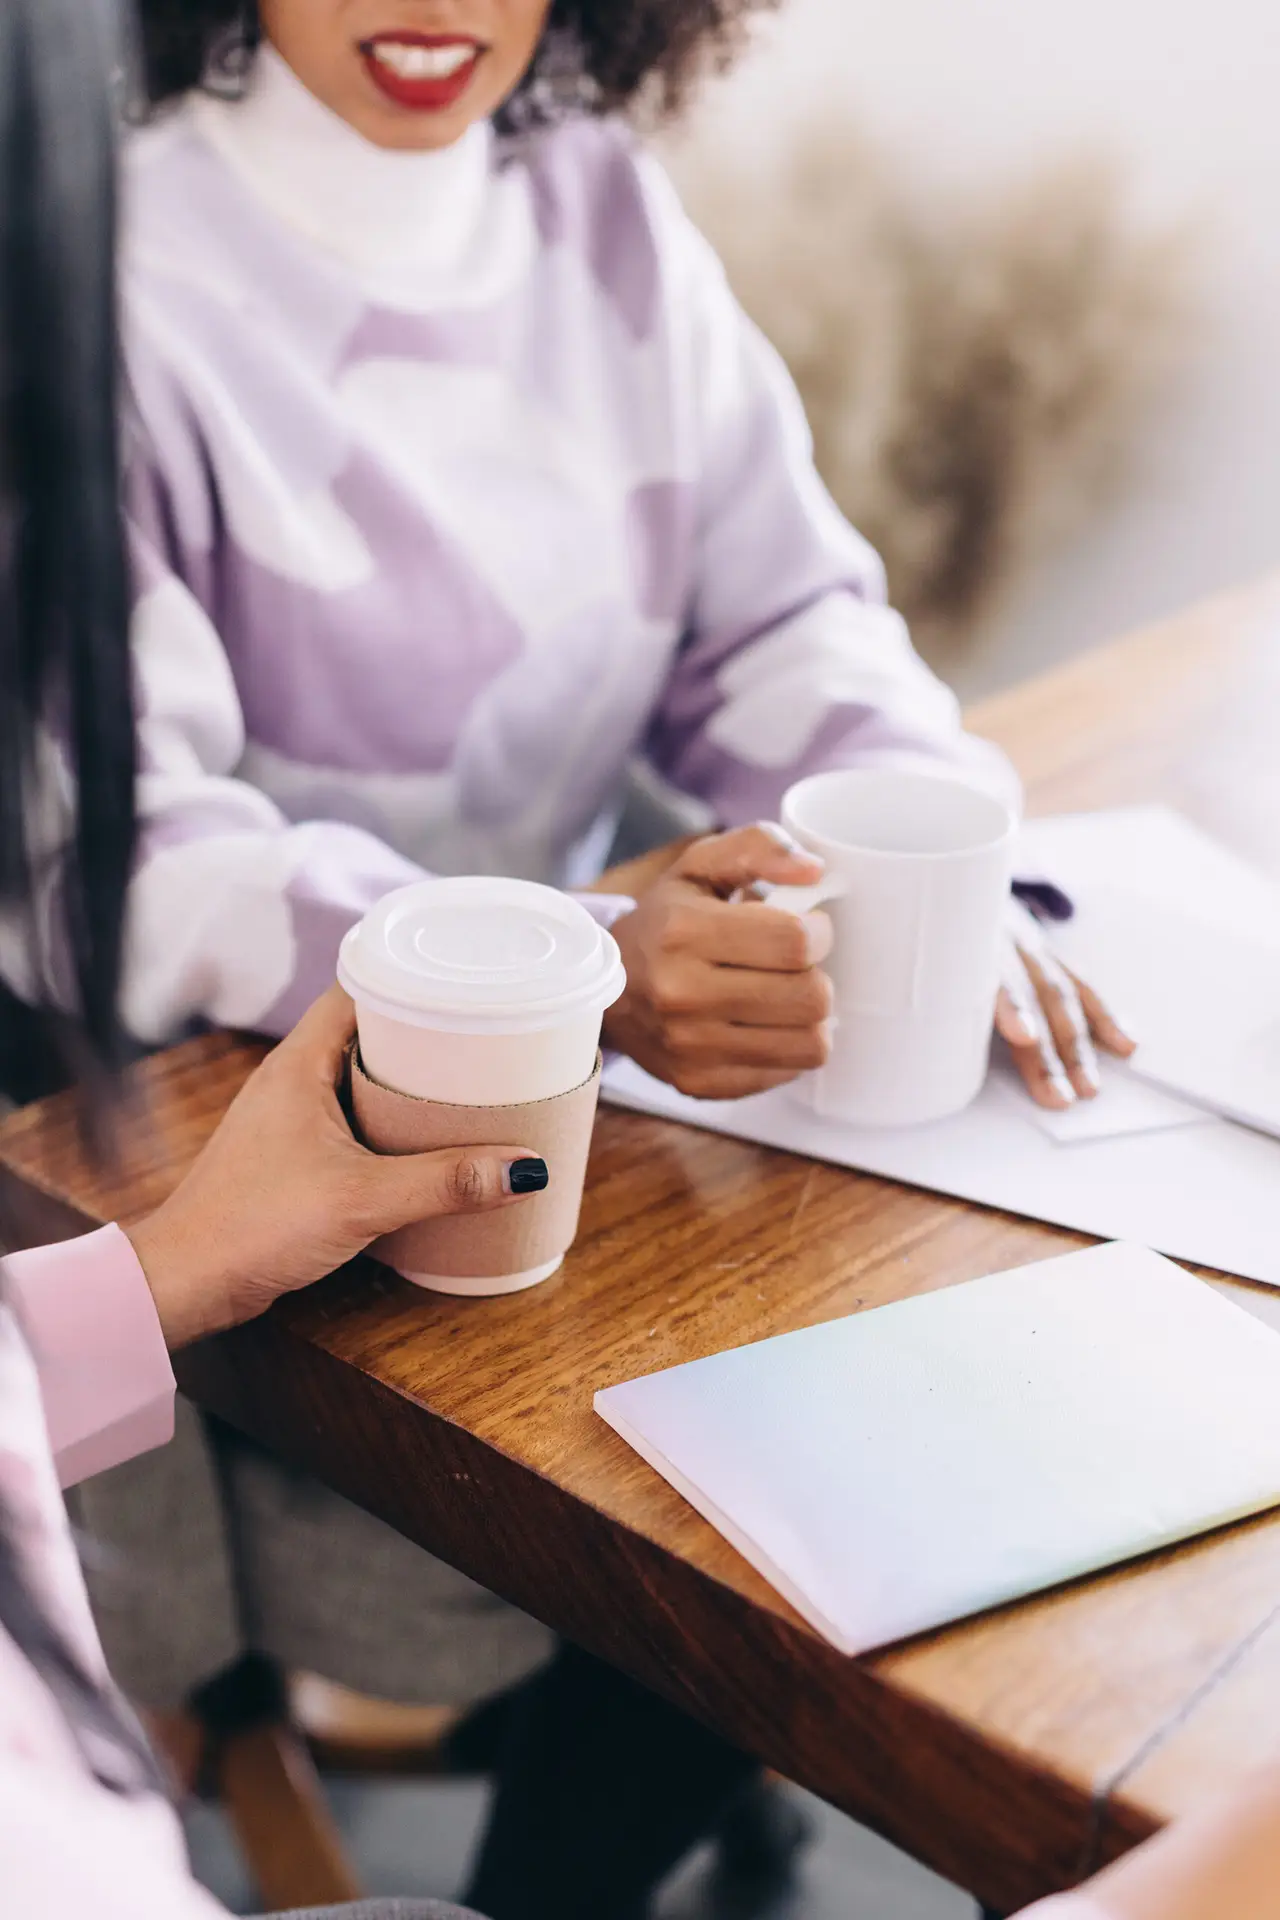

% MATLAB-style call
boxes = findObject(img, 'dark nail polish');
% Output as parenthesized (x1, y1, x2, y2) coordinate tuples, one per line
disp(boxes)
(507, 1157, 549, 1195)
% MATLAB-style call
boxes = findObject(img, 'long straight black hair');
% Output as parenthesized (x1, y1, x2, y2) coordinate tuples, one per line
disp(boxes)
(0, 0, 158, 1792)
(0, 0, 136, 1089)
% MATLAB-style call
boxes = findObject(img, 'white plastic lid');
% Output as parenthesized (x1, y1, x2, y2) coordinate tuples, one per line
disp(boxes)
(337, 876, 627, 1035)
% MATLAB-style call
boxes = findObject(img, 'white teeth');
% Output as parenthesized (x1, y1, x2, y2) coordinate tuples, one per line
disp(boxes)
(371, 41, 476, 80)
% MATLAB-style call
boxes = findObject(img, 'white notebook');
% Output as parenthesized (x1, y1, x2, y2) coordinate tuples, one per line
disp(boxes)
(595, 1244, 1280, 1656)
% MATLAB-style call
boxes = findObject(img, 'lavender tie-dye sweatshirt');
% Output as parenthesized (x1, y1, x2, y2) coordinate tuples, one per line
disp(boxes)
(107, 48, 1014, 1044)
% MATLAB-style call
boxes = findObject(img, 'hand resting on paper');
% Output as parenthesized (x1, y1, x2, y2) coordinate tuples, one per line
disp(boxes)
(603, 827, 1135, 1109)
(996, 897, 1136, 1109)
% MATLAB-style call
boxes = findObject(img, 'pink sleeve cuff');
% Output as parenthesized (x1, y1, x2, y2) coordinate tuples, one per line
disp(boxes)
(6, 1225, 176, 1487)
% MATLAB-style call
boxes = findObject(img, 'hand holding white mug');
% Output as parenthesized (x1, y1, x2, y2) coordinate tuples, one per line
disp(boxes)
(609, 778, 1136, 1121)
(604, 824, 836, 1100)
(762, 775, 1136, 1116)
(126, 986, 544, 1348)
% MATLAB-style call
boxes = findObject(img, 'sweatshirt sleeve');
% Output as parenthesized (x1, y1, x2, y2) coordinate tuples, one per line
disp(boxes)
(122, 484, 627, 1047)
(119, 419, 426, 1040)
(0, 1755, 228, 1920)
(639, 162, 1018, 828)
(4, 1226, 176, 1488)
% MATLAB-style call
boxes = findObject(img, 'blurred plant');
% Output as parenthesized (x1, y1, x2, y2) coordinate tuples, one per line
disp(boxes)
(673, 122, 1197, 656)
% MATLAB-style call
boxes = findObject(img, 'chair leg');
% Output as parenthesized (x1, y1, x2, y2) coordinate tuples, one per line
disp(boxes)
(290, 1672, 460, 1777)
(219, 1718, 363, 1911)
(194, 1654, 363, 1912)
(712, 1775, 813, 1890)
(145, 1708, 207, 1799)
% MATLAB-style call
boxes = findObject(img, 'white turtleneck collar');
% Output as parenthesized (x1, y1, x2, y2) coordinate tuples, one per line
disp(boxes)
(189, 45, 501, 299)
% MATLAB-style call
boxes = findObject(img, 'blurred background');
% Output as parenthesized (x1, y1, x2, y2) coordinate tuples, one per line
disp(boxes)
(663, 0, 1279, 698)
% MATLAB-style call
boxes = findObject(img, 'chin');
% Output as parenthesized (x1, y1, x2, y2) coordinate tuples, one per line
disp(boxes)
(353, 103, 477, 151)
(352, 75, 489, 149)
(383, 119, 473, 151)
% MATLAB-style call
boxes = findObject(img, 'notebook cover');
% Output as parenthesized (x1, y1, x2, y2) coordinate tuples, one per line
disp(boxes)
(595, 1244, 1280, 1654)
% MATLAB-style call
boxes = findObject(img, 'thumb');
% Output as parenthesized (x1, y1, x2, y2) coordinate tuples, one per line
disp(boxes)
(675, 823, 824, 898)
(358, 1144, 547, 1238)
(277, 983, 358, 1081)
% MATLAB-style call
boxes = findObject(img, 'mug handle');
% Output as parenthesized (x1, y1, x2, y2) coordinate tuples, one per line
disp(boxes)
(749, 874, 848, 918)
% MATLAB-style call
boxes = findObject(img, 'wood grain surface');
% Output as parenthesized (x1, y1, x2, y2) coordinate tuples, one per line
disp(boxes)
(4, 577, 1280, 1914)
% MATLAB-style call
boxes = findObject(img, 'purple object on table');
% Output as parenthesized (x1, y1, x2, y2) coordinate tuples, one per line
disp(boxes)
(1012, 879, 1075, 924)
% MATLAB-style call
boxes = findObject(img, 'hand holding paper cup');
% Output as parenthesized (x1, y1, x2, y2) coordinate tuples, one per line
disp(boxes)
(763, 769, 1016, 1127)
(338, 877, 625, 1295)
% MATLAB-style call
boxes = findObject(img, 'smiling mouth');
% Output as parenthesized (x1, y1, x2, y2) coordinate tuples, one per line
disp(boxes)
(358, 33, 486, 110)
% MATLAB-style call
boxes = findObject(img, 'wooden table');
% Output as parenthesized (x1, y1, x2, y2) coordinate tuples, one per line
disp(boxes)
(4, 579, 1280, 1916)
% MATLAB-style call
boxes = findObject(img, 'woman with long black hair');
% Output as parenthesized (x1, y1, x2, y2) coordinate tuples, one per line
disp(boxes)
(0, 4, 551, 1913)
(0, 4, 824, 1914)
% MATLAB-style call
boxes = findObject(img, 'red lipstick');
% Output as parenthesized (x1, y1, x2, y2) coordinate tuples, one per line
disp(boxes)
(358, 31, 485, 112)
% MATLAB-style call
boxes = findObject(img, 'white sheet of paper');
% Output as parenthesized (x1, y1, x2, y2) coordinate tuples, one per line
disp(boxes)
(1006, 1057, 1203, 1144)
(1021, 812, 1280, 1140)
(602, 1052, 1280, 1284)
(1067, 899, 1280, 1139)
(1017, 806, 1280, 946)
(595, 1244, 1280, 1655)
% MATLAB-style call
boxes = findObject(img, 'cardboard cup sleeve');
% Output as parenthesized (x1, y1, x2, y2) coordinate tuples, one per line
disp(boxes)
(349, 1046, 603, 1284)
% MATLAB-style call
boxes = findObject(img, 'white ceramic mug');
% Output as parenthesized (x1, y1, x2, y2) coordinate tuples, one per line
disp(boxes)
(769, 769, 1016, 1127)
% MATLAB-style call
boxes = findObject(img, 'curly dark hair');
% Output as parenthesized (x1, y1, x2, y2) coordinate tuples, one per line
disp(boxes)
(135, 1, 779, 123)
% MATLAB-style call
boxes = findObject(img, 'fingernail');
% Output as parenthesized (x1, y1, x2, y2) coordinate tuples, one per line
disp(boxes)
(1049, 1072, 1076, 1106)
(1076, 1037, 1101, 1094)
(802, 911, 834, 965)
(505, 1158, 549, 1196)
(758, 820, 820, 865)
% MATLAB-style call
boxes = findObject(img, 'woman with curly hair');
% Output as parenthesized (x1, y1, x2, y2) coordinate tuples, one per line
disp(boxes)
(52, 3, 1129, 1912)
(116, 0, 1129, 1100)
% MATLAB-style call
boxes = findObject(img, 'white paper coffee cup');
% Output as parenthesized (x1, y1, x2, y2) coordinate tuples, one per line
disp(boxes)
(337, 877, 625, 1293)
(338, 876, 625, 1105)
(768, 769, 1016, 1128)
